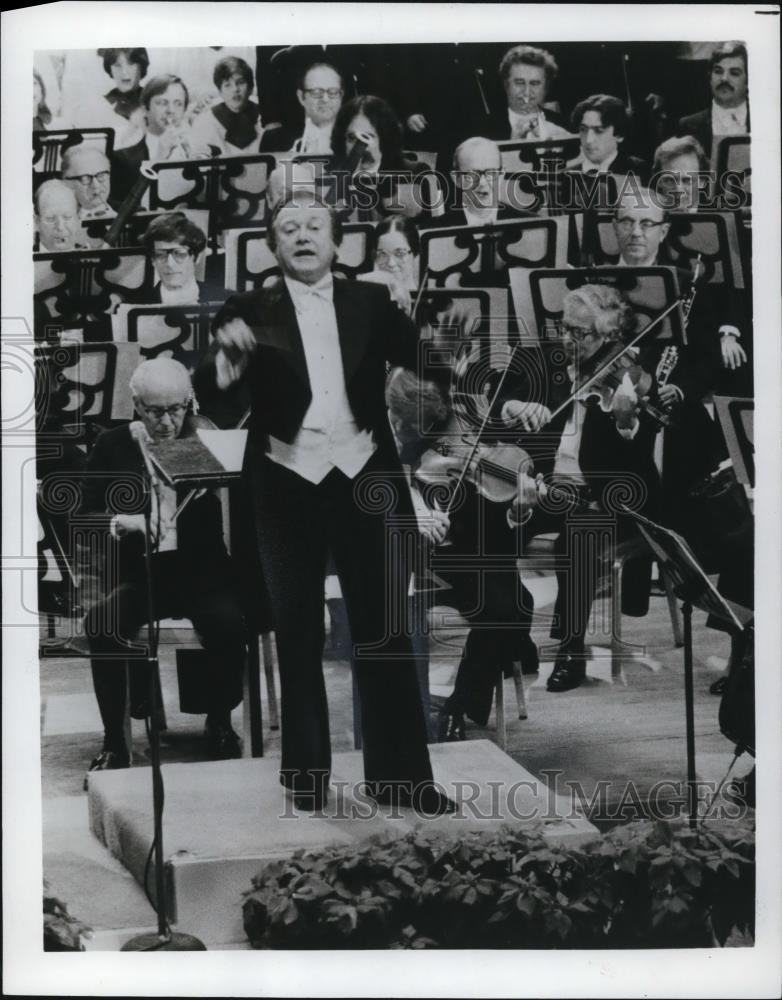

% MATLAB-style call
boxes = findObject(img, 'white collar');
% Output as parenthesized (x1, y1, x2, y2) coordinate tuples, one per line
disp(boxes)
(711, 100, 748, 128)
(159, 278, 200, 305)
(284, 272, 334, 305)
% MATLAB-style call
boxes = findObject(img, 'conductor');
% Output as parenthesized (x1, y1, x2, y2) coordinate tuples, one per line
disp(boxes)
(205, 191, 456, 815)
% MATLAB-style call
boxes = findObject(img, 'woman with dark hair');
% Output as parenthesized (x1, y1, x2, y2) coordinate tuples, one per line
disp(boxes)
(363, 216, 421, 314)
(189, 55, 262, 156)
(60, 48, 149, 149)
(331, 95, 431, 220)
(100, 47, 150, 122)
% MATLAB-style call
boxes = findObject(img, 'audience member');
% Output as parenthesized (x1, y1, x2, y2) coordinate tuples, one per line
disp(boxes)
(189, 56, 262, 156)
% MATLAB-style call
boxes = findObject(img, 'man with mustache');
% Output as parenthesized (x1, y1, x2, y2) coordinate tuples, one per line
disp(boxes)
(677, 42, 749, 160)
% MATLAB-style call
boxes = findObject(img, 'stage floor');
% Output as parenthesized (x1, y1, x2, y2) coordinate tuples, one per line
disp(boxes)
(40, 591, 752, 949)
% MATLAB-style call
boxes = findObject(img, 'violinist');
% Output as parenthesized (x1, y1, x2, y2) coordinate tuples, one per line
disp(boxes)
(80, 359, 248, 785)
(385, 368, 538, 741)
(502, 283, 662, 692)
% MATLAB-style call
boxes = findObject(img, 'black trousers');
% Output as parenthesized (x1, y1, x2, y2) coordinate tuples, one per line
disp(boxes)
(85, 550, 247, 751)
(436, 567, 535, 726)
(525, 499, 651, 651)
(251, 452, 434, 797)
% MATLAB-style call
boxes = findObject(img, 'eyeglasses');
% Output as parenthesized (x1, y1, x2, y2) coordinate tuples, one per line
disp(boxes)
(138, 402, 189, 421)
(376, 248, 412, 264)
(614, 217, 666, 233)
(151, 247, 192, 263)
(65, 171, 110, 187)
(559, 322, 597, 341)
(303, 88, 343, 100)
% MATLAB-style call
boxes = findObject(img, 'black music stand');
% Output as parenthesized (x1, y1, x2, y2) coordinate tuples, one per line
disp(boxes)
(120, 443, 205, 952)
(621, 507, 753, 829)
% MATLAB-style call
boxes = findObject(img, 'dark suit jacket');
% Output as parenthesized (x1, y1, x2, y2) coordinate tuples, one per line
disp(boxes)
(424, 202, 534, 229)
(567, 150, 650, 182)
(259, 123, 303, 153)
(677, 105, 750, 163)
(200, 277, 423, 512)
(78, 417, 231, 583)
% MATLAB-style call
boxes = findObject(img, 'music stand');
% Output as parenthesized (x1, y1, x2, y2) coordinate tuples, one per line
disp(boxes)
(120, 429, 248, 951)
(621, 506, 753, 829)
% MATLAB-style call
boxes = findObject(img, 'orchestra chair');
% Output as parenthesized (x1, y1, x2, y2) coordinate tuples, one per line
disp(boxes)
(426, 599, 529, 752)
(520, 529, 683, 686)
(33, 127, 115, 185)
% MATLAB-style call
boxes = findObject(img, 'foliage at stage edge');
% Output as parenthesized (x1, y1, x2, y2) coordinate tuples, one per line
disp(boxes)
(44, 881, 91, 951)
(242, 819, 754, 949)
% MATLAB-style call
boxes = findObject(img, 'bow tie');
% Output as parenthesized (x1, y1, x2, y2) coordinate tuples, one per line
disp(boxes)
(290, 280, 334, 310)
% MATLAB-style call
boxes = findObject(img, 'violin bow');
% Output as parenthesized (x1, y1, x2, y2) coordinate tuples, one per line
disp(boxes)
(547, 297, 681, 423)
(411, 267, 430, 319)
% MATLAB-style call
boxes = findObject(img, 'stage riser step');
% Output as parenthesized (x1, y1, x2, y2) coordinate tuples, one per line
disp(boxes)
(88, 741, 598, 947)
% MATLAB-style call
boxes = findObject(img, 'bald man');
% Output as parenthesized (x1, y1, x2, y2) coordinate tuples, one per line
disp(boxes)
(61, 143, 117, 220)
(80, 359, 248, 786)
(432, 136, 534, 229)
(34, 179, 85, 252)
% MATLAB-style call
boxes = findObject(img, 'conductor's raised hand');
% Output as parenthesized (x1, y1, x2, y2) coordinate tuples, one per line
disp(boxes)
(214, 317, 257, 388)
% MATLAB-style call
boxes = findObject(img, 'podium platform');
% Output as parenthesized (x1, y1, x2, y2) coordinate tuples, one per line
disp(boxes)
(88, 740, 598, 947)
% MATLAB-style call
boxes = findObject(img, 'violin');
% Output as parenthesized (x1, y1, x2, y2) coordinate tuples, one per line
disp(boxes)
(415, 434, 593, 516)
(574, 342, 673, 428)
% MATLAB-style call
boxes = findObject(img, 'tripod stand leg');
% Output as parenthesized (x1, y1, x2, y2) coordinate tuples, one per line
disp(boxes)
(682, 602, 697, 829)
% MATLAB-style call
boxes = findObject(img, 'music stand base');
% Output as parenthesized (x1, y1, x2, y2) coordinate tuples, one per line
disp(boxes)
(121, 931, 207, 951)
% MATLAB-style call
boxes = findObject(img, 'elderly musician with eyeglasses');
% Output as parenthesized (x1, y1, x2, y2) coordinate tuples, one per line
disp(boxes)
(80, 358, 248, 786)
(61, 143, 117, 221)
(497, 283, 663, 693)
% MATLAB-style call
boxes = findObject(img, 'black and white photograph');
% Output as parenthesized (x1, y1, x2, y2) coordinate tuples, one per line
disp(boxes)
(2, 3, 781, 997)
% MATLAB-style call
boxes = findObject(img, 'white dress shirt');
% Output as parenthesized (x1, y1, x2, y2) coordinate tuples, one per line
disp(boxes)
(294, 119, 334, 155)
(711, 100, 749, 136)
(265, 275, 376, 483)
(159, 278, 201, 305)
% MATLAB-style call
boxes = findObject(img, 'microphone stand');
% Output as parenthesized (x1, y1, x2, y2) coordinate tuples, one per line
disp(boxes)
(121, 444, 206, 951)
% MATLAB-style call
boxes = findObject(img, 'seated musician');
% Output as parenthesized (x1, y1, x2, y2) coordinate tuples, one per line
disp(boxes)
(567, 95, 647, 179)
(501, 283, 662, 692)
(141, 212, 218, 305)
(362, 217, 421, 315)
(61, 144, 117, 221)
(677, 42, 749, 159)
(34, 180, 87, 252)
(482, 45, 572, 142)
(330, 95, 430, 221)
(81, 358, 248, 784)
(612, 186, 748, 393)
(429, 135, 533, 229)
(260, 61, 344, 155)
(111, 75, 212, 202)
(651, 135, 709, 214)
(385, 367, 538, 740)
(188, 56, 263, 157)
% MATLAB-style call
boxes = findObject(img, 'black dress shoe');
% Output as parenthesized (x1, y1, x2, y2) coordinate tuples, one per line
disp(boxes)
(367, 782, 458, 816)
(282, 785, 329, 812)
(546, 655, 587, 693)
(204, 719, 241, 760)
(709, 676, 728, 696)
(83, 748, 130, 791)
(437, 706, 466, 742)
